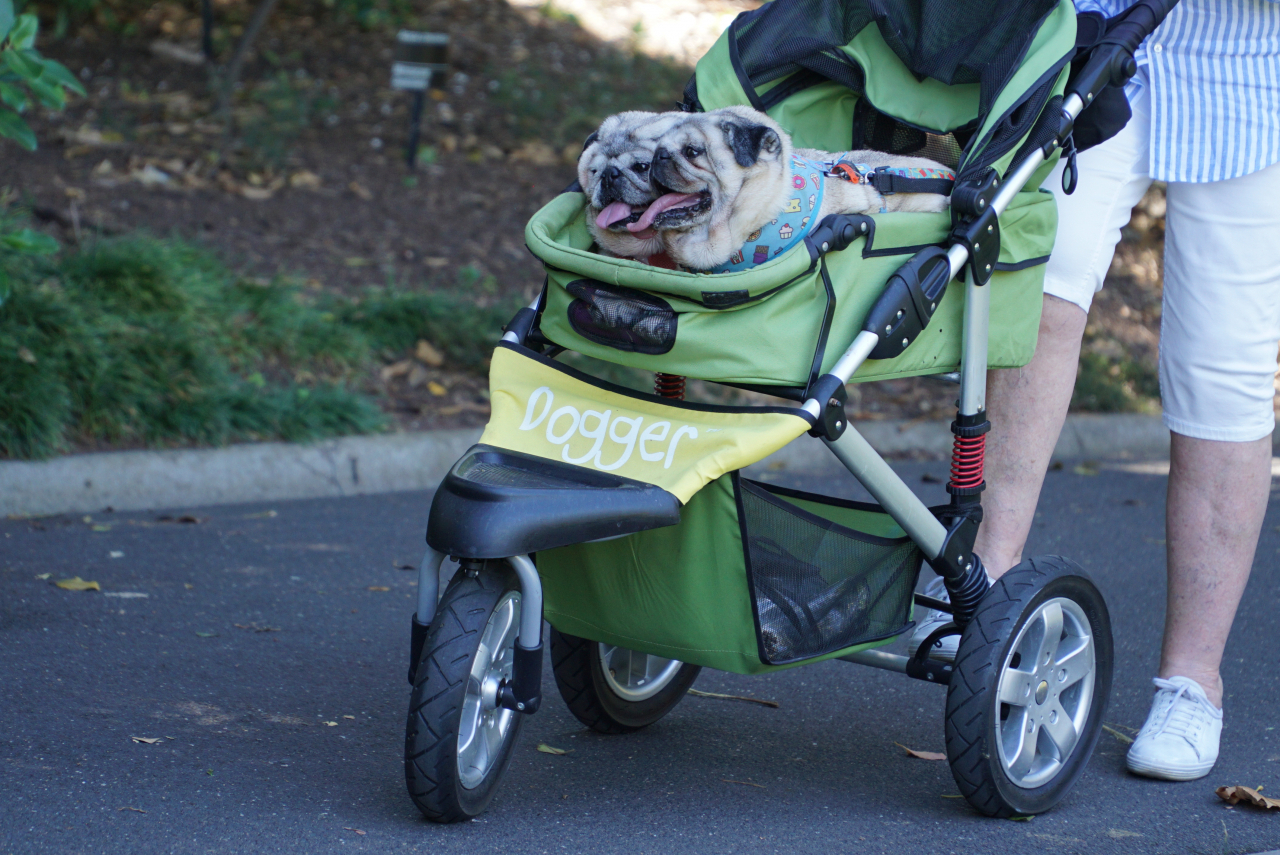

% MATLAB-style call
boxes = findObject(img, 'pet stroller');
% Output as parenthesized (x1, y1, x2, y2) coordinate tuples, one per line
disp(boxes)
(404, 0, 1175, 822)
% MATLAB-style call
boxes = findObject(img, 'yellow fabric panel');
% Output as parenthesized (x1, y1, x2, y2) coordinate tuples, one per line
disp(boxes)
(478, 346, 812, 504)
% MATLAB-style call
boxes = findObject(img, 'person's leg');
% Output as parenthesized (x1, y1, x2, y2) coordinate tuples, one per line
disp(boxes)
(1124, 158, 1280, 781)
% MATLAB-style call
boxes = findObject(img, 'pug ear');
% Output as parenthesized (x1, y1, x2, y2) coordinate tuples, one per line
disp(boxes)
(581, 131, 599, 152)
(721, 121, 782, 168)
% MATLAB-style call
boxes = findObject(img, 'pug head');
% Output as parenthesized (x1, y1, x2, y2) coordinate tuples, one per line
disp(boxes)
(578, 111, 686, 259)
(641, 107, 792, 270)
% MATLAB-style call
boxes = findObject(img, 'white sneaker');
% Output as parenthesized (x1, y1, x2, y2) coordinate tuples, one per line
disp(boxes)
(909, 575, 961, 662)
(1126, 676, 1223, 781)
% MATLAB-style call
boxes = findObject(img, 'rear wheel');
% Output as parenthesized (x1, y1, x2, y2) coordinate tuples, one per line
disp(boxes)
(549, 627, 700, 734)
(405, 564, 525, 822)
(945, 555, 1113, 817)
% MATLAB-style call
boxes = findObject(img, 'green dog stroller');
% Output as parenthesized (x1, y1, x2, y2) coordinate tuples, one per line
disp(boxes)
(402, 0, 1177, 823)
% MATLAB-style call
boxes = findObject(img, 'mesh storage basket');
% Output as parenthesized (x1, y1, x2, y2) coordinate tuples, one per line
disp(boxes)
(535, 473, 924, 674)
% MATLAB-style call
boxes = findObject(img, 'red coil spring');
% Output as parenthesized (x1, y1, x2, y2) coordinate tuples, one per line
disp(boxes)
(654, 373, 686, 400)
(948, 433, 986, 490)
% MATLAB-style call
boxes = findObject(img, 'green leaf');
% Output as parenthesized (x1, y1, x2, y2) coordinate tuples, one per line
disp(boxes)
(25, 75, 64, 110)
(8, 12, 37, 49)
(0, 0, 15, 43)
(0, 80, 26, 110)
(40, 58, 86, 96)
(0, 228, 58, 254)
(3, 48, 42, 81)
(0, 104, 35, 149)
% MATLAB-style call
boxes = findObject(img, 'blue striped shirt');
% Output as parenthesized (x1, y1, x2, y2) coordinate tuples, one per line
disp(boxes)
(1075, 0, 1280, 182)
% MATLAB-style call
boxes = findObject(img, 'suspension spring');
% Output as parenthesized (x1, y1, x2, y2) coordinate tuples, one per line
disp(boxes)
(654, 373, 686, 400)
(948, 433, 986, 491)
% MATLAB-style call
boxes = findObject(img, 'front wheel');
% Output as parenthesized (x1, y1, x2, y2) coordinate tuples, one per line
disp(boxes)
(405, 564, 525, 822)
(945, 555, 1113, 817)
(549, 628, 700, 734)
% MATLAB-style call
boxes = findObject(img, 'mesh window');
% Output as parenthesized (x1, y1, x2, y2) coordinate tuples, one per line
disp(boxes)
(566, 279, 677, 355)
(738, 480, 922, 664)
(851, 101, 971, 170)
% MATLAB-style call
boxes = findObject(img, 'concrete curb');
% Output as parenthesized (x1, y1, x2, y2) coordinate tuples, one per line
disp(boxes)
(0, 413, 1221, 517)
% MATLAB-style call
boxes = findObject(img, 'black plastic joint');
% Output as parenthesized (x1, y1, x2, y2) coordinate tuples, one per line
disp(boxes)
(806, 373, 848, 440)
(926, 517, 990, 628)
(408, 613, 430, 685)
(862, 246, 952, 360)
(498, 643, 543, 714)
(951, 170, 1000, 219)
(805, 214, 873, 260)
(906, 625, 958, 684)
(501, 307, 539, 347)
(951, 415, 991, 439)
(950, 208, 1001, 286)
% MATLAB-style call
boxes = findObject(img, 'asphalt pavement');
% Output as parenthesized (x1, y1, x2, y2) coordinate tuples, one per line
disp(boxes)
(3, 457, 1279, 855)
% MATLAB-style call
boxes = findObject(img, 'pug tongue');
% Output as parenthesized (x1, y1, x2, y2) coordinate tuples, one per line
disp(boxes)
(596, 201, 635, 229)
(628, 192, 702, 233)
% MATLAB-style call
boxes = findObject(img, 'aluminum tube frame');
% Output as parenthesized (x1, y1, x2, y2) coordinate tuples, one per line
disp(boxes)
(506, 554, 544, 648)
(838, 648, 910, 673)
(415, 547, 445, 620)
(824, 428, 948, 560)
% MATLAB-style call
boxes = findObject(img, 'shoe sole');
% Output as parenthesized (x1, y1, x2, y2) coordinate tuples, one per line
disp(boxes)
(1125, 754, 1216, 781)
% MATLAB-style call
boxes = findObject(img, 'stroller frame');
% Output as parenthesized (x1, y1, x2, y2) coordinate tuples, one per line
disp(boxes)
(405, 0, 1176, 822)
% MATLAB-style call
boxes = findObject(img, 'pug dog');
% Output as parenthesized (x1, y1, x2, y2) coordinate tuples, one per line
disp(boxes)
(577, 111, 688, 260)
(643, 106, 951, 271)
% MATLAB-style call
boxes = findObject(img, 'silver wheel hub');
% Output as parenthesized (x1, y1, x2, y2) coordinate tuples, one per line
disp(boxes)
(598, 644, 683, 702)
(457, 591, 520, 790)
(994, 597, 1096, 789)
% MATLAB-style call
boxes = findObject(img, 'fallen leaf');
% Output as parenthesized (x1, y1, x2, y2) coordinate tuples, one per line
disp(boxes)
(722, 779, 765, 788)
(343, 715, 355, 720)
(109, 550, 124, 558)
(17, 346, 37, 364)
(131, 736, 162, 745)
(104, 592, 149, 599)
(940, 794, 965, 799)
(407, 364, 430, 388)
(1108, 830, 1143, 839)
(1007, 815, 1035, 822)
(55, 577, 101, 591)
(1217, 785, 1280, 810)
(343, 827, 366, 836)
(150, 39, 205, 66)
(895, 742, 946, 761)
(687, 688, 779, 708)
(157, 514, 205, 524)
(348, 181, 373, 201)
(184, 583, 194, 590)
(234, 623, 281, 632)
(367, 586, 390, 592)
(343, 256, 371, 267)
(324, 721, 338, 727)
(1102, 724, 1135, 745)
(289, 170, 321, 190)
(118, 806, 147, 813)
(91, 524, 112, 532)
(380, 359, 413, 382)
(35, 573, 51, 580)
(537, 743, 568, 755)
(414, 339, 445, 367)
(195, 632, 218, 638)
(1072, 463, 1099, 476)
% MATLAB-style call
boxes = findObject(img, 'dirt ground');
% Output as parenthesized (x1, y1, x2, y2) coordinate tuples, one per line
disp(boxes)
(2, 0, 1180, 435)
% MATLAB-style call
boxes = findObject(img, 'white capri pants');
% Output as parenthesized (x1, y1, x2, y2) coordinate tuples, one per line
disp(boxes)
(1044, 72, 1280, 443)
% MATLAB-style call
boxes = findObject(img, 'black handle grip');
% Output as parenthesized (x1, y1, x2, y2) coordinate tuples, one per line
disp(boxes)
(1066, 0, 1180, 106)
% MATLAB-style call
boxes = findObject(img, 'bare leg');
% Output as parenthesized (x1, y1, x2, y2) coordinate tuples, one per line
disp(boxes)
(1160, 433, 1271, 708)
(973, 294, 1088, 579)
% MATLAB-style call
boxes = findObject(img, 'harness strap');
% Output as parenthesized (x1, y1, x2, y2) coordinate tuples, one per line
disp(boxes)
(828, 160, 956, 197)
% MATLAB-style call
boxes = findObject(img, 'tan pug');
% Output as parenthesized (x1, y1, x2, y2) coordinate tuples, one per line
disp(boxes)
(577, 111, 688, 260)
(644, 106, 950, 271)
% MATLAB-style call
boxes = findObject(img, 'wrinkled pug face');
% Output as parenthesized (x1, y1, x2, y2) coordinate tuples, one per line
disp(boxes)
(578, 111, 687, 258)
(644, 107, 792, 270)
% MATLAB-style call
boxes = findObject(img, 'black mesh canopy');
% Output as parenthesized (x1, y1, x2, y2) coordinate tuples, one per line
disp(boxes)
(732, 0, 1059, 115)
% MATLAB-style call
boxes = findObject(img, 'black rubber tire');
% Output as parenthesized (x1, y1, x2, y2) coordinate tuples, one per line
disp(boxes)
(549, 627, 701, 734)
(404, 565, 524, 822)
(945, 555, 1113, 818)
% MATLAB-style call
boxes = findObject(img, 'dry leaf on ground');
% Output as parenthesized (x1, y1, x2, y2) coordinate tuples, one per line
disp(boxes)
(348, 181, 373, 201)
(325, 721, 338, 727)
(55, 577, 101, 591)
(367, 586, 390, 592)
(235, 623, 281, 632)
(35, 573, 51, 580)
(118, 806, 147, 813)
(195, 632, 218, 638)
(687, 689, 779, 708)
(722, 779, 765, 788)
(1108, 830, 1143, 839)
(895, 742, 946, 761)
(427, 381, 448, 397)
(1217, 786, 1280, 810)
(1102, 724, 1135, 745)
(536, 744, 569, 755)
(157, 514, 205, 524)
(131, 736, 162, 745)
(289, 170, 322, 190)
(342, 827, 366, 836)
(414, 339, 445, 367)
(109, 551, 124, 559)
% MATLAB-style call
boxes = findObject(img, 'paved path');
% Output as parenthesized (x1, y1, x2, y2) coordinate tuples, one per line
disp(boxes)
(3, 459, 1279, 854)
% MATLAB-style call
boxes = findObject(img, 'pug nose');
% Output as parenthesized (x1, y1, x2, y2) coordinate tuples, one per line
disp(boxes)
(655, 147, 672, 161)
(606, 165, 622, 180)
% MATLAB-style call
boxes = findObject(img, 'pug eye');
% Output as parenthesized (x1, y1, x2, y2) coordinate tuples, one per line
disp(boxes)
(683, 145, 704, 160)
(631, 163, 649, 174)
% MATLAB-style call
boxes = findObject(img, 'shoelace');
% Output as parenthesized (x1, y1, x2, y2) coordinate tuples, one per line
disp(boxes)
(1144, 679, 1211, 751)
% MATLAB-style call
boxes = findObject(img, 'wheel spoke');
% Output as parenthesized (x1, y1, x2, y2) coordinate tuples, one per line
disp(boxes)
(1004, 709, 1039, 779)
(999, 669, 1037, 707)
(1053, 635, 1093, 690)
(1033, 601, 1064, 670)
(1042, 701, 1080, 757)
